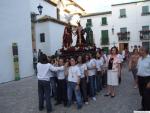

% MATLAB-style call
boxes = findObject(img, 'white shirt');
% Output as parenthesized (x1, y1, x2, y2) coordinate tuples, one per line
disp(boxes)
(77, 63, 87, 78)
(57, 70, 65, 80)
(37, 63, 64, 81)
(122, 50, 125, 58)
(101, 54, 107, 68)
(137, 55, 150, 77)
(117, 54, 124, 63)
(86, 59, 96, 76)
(96, 59, 103, 71)
(68, 65, 81, 83)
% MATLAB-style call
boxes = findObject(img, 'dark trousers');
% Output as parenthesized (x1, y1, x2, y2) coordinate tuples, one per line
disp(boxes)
(88, 75, 96, 97)
(102, 70, 107, 87)
(138, 76, 150, 110)
(33, 63, 37, 75)
(38, 80, 52, 112)
(96, 71, 102, 92)
(56, 79, 67, 105)
(50, 77, 58, 98)
(80, 77, 88, 102)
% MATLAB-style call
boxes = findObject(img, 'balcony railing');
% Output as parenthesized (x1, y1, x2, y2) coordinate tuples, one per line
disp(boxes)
(141, 12, 150, 16)
(119, 15, 126, 18)
(140, 30, 150, 40)
(101, 37, 109, 45)
(117, 32, 130, 41)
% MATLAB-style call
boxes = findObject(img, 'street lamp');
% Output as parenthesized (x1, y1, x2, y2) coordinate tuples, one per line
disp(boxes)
(31, 4, 43, 22)
(37, 4, 43, 15)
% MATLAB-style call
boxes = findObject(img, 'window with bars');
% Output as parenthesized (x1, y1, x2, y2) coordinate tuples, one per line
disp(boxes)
(142, 26, 149, 31)
(101, 17, 107, 25)
(142, 6, 150, 15)
(120, 9, 126, 18)
(101, 30, 109, 45)
(40, 33, 45, 43)
(120, 27, 127, 33)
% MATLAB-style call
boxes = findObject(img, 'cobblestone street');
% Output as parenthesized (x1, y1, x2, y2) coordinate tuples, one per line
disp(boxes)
(0, 65, 141, 113)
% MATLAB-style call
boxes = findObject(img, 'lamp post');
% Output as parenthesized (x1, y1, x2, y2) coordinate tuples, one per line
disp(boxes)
(31, 4, 43, 50)
(37, 4, 43, 15)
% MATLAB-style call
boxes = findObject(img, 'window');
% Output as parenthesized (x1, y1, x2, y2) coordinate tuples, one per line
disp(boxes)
(120, 9, 126, 18)
(101, 30, 109, 45)
(120, 27, 127, 33)
(142, 6, 149, 15)
(40, 33, 45, 43)
(87, 19, 92, 26)
(142, 26, 149, 31)
(101, 17, 107, 25)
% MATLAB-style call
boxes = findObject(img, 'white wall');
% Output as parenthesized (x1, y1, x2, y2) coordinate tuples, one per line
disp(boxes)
(0, 0, 33, 83)
(35, 22, 65, 56)
(81, 1, 150, 52)
(35, 22, 51, 55)
(30, 0, 57, 19)
(111, 1, 150, 51)
(49, 22, 65, 55)
(80, 14, 112, 48)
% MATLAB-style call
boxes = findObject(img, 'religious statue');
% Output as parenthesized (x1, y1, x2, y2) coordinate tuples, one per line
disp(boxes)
(76, 22, 86, 46)
(84, 22, 94, 46)
(63, 23, 72, 48)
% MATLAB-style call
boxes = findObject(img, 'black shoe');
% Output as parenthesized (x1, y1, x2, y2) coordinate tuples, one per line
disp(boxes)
(54, 102, 61, 106)
(47, 110, 52, 113)
(39, 107, 44, 111)
(137, 108, 144, 111)
(111, 95, 115, 98)
(77, 105, 82, 110)
(67, 103, 71, 108)
(64, 102, 67, 107)
(104, 93, 110, 97)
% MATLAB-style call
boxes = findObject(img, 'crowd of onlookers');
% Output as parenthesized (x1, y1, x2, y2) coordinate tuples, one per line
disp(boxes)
(33, 46, 150, 113)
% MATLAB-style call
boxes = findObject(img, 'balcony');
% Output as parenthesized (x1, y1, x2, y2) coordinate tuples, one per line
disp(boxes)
(140, 30, 150, 40)
(141, 12, 150, 16)
(101, 37, 109, 45)
(117, 32, 130, 41)
(119, 15, 126, 18)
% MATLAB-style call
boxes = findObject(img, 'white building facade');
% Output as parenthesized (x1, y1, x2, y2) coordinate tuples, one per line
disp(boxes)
(81, 11, 112, 53)
(30, 0, 85, 55)
(81, 0, 150, 52)
(0, 0, 85, 83)
(0, 0, 33, 83)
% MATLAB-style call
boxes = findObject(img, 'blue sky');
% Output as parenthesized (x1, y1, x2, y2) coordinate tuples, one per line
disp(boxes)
(75, 0, 141, 13)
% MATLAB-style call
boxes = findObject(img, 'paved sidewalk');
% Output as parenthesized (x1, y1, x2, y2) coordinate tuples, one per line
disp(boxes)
(0, 65, 140, 113)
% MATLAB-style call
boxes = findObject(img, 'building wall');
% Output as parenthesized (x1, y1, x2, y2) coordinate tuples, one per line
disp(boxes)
(81, 1, 150, 52)
(111, 1, 150, 51)
(49, 22, 65, 55)
(30, 0, 57, 19)
(35, 22, 65, 56)
(35, 22, 51, 56)
(0, 0, 33, 83)
(80, 14, 112, 48)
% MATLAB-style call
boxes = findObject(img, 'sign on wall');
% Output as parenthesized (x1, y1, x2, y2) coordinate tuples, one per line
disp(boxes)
(12, 43, 20, 81)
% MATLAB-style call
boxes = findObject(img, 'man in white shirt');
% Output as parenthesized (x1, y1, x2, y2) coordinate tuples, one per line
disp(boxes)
(101, 50, 107, 88)
(86, 54, 97, 101)
(117, 53, 124, 84)
(37, 54, 64, 113)
(137, 47, 150, 111)
(96, 52, 103, 92)
(55, 58, 67, 106)
(66, 58, 82, 109)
